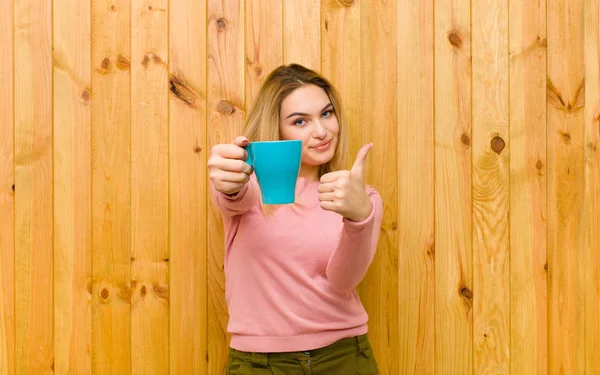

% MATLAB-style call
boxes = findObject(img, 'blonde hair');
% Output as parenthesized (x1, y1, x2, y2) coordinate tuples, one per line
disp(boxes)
(244, 64, 348, 177)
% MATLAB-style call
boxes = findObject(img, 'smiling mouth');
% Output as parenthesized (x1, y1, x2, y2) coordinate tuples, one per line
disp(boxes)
(312, 140, 331, 148)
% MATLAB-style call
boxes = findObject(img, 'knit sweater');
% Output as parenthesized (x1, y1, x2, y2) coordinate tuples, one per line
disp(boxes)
(210, 174, 383, 353)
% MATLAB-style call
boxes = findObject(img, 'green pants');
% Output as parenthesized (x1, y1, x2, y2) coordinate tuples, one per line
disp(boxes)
(225, 334, 379, 375)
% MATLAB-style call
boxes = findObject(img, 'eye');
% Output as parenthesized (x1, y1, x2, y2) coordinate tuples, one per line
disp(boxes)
(322, 110, 333, 118)
(294, 118, 307, 126)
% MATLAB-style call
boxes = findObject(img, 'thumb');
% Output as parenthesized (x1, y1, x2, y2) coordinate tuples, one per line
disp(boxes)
(350, 143, 373, 176)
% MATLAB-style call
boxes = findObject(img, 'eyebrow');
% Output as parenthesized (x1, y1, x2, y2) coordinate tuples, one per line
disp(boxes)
(284, 103, 333, 119)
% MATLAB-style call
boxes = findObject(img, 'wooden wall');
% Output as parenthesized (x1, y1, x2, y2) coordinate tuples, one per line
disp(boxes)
(0, 0, 599, 374)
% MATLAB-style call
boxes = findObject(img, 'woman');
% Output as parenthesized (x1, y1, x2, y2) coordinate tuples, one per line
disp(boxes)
(208, 64, 383, 374)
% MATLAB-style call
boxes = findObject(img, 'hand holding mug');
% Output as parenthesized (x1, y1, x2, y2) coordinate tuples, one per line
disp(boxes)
(208, 136, 254, 195)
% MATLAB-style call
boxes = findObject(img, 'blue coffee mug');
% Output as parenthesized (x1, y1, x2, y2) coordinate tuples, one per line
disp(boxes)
(244, 140, 302, 204)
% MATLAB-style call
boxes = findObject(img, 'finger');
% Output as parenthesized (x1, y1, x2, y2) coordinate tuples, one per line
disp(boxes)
(215, 181, 246, 195)
(350, 143, 373, 175)
(317, 182, 335, 194)
(213, 158, 253, 175)
(318, 192, 337, 202)
(217, 144, 248, 161)
(319, 201, 338, 212)
(319, 170, 348, 184)
(232, 136, 249, 147)
(212, 171, 251, 184)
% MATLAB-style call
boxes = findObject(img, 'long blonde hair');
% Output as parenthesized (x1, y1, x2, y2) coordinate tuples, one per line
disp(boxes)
(244, 64, 348, 177)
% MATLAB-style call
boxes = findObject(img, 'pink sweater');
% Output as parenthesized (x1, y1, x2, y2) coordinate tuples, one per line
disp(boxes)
(210, 175, 383, 353)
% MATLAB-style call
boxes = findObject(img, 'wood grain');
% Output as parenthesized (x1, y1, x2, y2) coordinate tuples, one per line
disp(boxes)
(283, 0, 320, 70)
(53, 0, 92, 372)
(131, 0, 170, 373)
(91, 0, 132, 372)
(207, 0, 245, 373)
(396, 0, 435, 373)
(245, 0, 282, 105)
(0, 0, 14, 373)
(471, 0, 510, 373)
(434, 0, 473, 373)
(169, 0, 207, 373)
(14, 0, 54, 372)
(359, 1, 399, 374)
(582, 0, 600, 373)
(508, 0, 548, 374)
(547, 0, 585, 373)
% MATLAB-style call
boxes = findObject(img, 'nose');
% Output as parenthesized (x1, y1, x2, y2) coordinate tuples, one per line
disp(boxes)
(312, 120, 327, 139)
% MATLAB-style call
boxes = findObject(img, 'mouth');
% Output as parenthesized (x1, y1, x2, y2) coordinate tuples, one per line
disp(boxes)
(311, 139, 332, 149)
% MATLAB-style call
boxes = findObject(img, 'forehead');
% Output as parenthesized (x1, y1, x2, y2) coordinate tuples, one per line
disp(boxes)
(280, 84, 331, 115)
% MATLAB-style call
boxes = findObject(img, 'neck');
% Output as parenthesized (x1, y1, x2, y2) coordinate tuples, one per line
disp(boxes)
(298, 164, 320, 183)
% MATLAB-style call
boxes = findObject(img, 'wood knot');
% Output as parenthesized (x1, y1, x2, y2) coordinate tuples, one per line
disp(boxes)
(100, 288, 109, 300)
(448, 31, 462, 48)
(11, 184, 15, 191)
(391, 222, 398, 231)
(536, 160, 543, 170)
(560, 132, 571, 144)
(324, 19, 329, 31)
(427, 242, 435, 257)
(152, 54, 163, 64)
(81, 89, 91, 102)
(140, 285, 147, 298)
(142, 55, 150, 67)
(148, 5, 152, 10)
(97, 57, 111, 74)
(337, 0, 354, 7)
(460, 286, 473, 299)
(254, 65, 263, 77)
(169, 74, 199, 108)
(194, 146, 202, 153)
(461, 133, 471, 147)
(216, 18, 227, 31)
(116, 54, 130, 70)
(491, 136, 505, 153)
(217, 100, 235, 114)
(544, 262, 548, 272)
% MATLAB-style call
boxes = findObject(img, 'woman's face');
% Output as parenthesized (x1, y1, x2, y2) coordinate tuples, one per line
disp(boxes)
(279, 84, 339, 178)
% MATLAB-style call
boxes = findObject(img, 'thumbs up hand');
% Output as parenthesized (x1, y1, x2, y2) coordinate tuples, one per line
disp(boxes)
(318, 143, 374, 222)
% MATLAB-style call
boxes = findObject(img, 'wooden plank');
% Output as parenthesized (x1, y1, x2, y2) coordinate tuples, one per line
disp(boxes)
(582, 0, 600, 373)
(321, 0, 360, 159)
(245, 0, 282, 105)
(53, 0, 92, 371)
(90, 0, 132, 372)
(14, 0, 54, 372)
(508, 0, 548, 374)
(359, 1, 399, 374)
(395, 0, 435, 373)
(0, 0, 15, 373)
(207, 0, 244, 373)
(283, 0, 320, 70)
(433, 0, 473, 372)
(169, 0, 207, 373)
(130, 0, 170, 373)
(471, 0, 510, 372)
(547, 0, 585, 373)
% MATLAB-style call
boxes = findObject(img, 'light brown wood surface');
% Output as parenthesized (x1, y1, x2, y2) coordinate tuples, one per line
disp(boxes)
(53, 0, 92, 372)
(0, 0, 15, 374)
(509, 0, 548, 373)
(91, 0, 132, 373)
(14, 0, 53, 373)
(168, 0, 207, 373)
(1, 1, 598, 374)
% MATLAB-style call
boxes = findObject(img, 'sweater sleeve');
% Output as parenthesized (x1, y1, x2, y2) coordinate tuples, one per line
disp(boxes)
(325, 187, 384, 293)
(209, 174, 261, 217)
